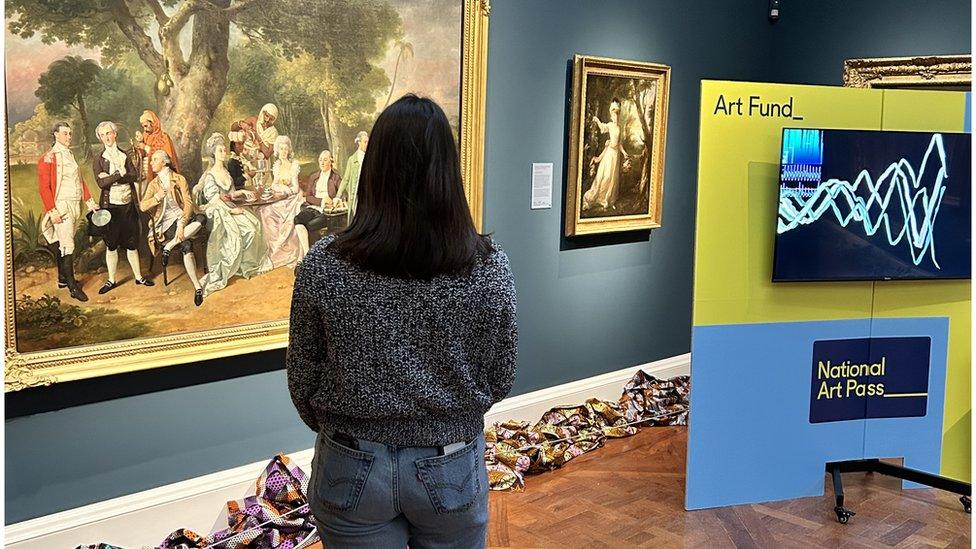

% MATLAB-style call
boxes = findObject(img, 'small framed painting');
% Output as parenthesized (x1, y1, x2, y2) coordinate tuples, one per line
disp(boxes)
(565, 54, 671, 236)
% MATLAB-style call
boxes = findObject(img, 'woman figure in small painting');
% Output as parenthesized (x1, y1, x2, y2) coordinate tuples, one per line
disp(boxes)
(582, 98, 628, 212)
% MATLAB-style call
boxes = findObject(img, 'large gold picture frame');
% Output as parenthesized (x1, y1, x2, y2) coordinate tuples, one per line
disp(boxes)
(565, 54, 670, 237)
(843, 54, 972, 90)
(4, 0, 490, 391)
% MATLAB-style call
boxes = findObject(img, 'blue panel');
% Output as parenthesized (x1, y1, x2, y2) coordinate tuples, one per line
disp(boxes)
(863, 317, 949, 488)
(686, 319, 870, 510)
(686, 317, 948, 510)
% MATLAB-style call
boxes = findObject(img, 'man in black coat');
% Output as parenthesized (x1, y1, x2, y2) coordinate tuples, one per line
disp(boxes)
(93, 120, 154, 293)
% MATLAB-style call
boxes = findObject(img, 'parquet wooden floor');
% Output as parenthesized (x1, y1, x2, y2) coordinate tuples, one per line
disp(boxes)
(487, 427, 971, 548)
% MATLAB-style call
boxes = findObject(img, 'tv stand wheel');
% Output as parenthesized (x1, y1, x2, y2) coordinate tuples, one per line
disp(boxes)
(834, 506, 855, 524)
(961, 496, 971, 513)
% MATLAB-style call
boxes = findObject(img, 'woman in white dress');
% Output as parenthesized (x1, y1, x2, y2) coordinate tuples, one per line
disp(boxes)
(256, 135, 304, 268)
(582, 99, 628, 211)
(196, 133, 272, 297)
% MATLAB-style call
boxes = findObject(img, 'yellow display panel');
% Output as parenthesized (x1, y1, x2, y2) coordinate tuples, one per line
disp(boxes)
(693, 81, 881, 326)
(876, 89, 971, 482)
(692, 81, 971, 481)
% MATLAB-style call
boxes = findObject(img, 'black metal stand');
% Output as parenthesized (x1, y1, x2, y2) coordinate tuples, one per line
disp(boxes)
(826, 459, 972, 524)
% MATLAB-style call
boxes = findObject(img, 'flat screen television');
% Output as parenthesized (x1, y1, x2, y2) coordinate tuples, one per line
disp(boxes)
(772, 128, 971, 282)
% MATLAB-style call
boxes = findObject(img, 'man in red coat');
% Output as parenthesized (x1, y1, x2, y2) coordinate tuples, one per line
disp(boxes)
(38, 122, 98, 301)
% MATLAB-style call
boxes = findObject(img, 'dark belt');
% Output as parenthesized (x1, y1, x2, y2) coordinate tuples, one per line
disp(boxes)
(333, 431, 466, 455)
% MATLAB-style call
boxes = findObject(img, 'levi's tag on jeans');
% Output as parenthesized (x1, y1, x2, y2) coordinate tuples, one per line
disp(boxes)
(415, 439, 484, 514)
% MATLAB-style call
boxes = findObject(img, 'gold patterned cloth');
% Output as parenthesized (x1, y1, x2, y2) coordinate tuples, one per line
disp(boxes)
(484, 371, 690, 491)
(77, 455, 318, 549)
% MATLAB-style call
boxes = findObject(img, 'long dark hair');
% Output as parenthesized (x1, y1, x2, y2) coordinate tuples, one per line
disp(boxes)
(332, 94, 490, 279)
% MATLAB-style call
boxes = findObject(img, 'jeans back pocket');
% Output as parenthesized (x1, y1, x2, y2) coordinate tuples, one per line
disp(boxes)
(312, 433, 375, 512)
(415, 439, 484, 514)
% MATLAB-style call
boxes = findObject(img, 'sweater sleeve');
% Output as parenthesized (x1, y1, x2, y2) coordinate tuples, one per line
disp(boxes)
(286, 260, 328, 432)
(488, 251, 518, 404)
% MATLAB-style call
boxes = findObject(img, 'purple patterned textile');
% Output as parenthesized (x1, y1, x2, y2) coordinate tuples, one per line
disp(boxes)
(78, 454, 318, 549)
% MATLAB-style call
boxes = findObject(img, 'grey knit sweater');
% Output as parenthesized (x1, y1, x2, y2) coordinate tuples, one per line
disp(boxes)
(286, 235, 518, 446)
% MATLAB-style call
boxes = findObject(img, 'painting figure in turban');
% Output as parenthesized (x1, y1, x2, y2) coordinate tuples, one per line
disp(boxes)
(138, 110, 180, 186)
(229, 103, 279, 166)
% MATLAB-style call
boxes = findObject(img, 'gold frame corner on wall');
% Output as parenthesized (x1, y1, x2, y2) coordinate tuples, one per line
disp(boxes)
(843, 54, 972, 89)
(565, 54, 671, 237)
(3, 2, 490, 392)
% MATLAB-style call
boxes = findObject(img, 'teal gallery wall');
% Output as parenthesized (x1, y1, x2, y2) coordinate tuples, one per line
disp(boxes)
(5, 0, 970, 523)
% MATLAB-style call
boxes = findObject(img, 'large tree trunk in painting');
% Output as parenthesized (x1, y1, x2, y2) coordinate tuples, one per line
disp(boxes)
(76, 95, 94, 159)
(639, 103, 655, 194)
(286, 105, 300, 152)
(631, 86, 655, 195)
(319, 99, 332, 151)
(383, 50, 403, 109)
(321, 98, 347, 166)
(156, 7, 231, 184)
(639, 147, 651, 195)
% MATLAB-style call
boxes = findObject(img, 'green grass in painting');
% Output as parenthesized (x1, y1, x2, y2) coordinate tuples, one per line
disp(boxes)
(14, 293, 151, 352)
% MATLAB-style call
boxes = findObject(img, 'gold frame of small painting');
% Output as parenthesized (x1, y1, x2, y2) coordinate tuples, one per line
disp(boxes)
(565, 54, 671, 236)
(4, 0, 491, 391)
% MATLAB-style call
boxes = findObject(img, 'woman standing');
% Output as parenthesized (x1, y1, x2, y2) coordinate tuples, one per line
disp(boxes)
(286, 95, 517, 548)
(582, 98, 628, 212)
(258, 135, 303, 268)
(196, 133, 272, 297)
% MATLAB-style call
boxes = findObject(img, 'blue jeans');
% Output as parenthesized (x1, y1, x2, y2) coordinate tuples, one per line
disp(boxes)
(309, 431, 489, 548)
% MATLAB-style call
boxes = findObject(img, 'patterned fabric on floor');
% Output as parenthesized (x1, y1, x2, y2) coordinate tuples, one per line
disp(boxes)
(484, 371, 690, 491)
(77, 454, 318, 549)
(77, 372, 689, 546)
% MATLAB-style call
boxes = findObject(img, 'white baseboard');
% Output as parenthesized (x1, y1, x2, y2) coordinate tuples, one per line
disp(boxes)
(5, 353, 690, 547)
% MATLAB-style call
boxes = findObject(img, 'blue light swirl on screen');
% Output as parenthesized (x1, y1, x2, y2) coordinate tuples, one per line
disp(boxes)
(778, 133, 949, 268)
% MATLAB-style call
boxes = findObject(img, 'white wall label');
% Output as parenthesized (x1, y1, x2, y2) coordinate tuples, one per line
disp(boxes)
(531, 162, 553, 209)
